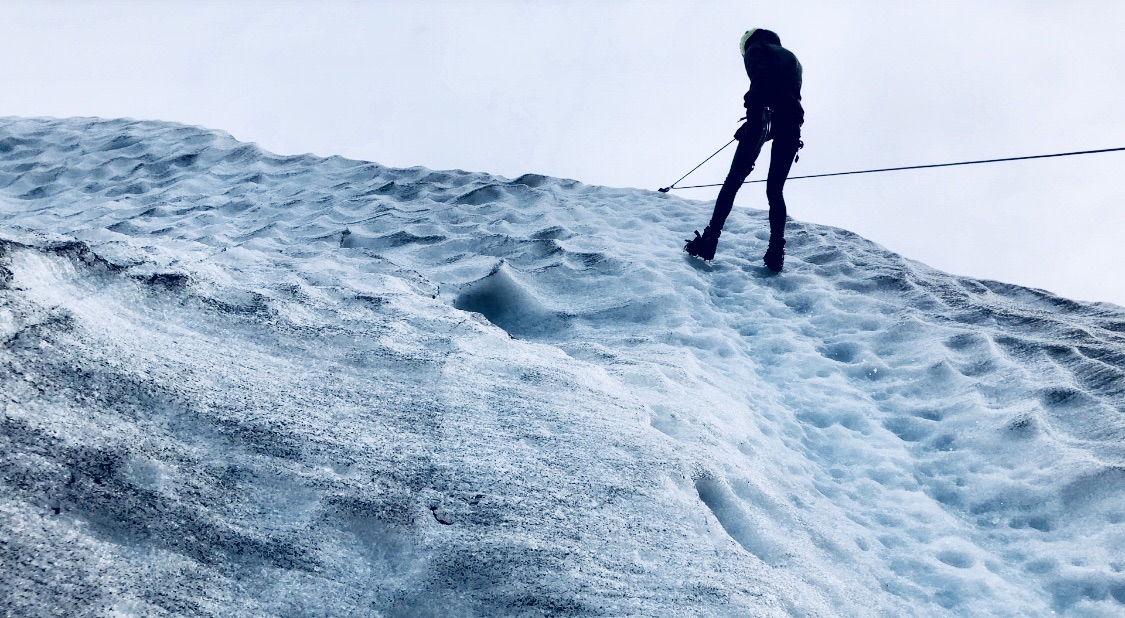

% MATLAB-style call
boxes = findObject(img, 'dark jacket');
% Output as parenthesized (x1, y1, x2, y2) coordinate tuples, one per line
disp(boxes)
(742, 30, 804, 125)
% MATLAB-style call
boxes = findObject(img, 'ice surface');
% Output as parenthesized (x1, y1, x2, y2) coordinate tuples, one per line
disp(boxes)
(1, 117, 1123, 616)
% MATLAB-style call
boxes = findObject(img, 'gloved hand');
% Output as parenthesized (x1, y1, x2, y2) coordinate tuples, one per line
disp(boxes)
(734, 120, 756, 142)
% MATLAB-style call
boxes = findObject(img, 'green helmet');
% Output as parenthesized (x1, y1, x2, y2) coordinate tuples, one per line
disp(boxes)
(740, 29, 757, 56)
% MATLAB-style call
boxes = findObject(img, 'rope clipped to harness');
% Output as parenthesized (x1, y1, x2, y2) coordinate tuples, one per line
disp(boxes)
(658, 138, 736, 193)
(659, 112, 773, 193)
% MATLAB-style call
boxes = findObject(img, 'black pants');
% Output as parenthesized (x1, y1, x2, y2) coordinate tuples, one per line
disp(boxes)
(708, 116, 801, 241)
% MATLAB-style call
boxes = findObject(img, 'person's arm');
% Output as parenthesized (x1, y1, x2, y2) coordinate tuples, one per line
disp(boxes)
(742, 47, 772, 115)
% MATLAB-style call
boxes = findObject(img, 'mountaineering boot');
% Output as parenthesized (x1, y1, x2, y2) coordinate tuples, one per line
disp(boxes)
(763, 237, 785, 272)
(685, 226, 721, 261)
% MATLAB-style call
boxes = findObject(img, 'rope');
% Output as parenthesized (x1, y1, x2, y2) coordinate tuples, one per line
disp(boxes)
(663, 146, 1125, 191)
(658, 138, 736, 192)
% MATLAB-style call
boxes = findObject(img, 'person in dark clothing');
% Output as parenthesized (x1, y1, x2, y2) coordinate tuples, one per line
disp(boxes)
(685, 28, 804, 272)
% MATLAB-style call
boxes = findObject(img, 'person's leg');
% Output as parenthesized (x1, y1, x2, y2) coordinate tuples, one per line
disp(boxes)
(761, 123, 799, 271)
(708, 125, 767, 232)
(765, 127, 800, 241)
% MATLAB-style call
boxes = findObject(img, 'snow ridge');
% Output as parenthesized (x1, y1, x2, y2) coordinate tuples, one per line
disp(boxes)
(1, 117, 1123, 616)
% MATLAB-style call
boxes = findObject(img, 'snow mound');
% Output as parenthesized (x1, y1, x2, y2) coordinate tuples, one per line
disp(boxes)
(2, 117, 1124, 616)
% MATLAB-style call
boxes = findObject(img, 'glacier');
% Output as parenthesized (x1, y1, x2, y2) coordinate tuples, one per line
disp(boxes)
(1, 117, 1123, 617)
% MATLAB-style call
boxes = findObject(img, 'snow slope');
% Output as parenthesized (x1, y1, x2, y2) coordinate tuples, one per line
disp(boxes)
(1, 117, 1123, 617)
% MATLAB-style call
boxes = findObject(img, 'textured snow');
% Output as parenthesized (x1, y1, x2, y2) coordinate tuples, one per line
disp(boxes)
(1, 117, 1124, 616)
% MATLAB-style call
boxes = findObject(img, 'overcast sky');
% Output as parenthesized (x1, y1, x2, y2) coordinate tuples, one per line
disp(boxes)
(3, 0, 1123, 305)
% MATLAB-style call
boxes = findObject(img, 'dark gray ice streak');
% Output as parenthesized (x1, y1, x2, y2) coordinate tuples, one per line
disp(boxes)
(2, 117, 1125, 617)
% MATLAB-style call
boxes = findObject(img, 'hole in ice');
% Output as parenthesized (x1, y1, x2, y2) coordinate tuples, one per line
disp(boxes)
(943, 332, 988, 352)
(694, 477, 785, 566)
(911, 408, 943, 421)
(1024, 558, 1058, 574)
(818, 342, 862, 363)
(453, 262, 566, 338)
(796, 409, 834, 429)
(882, 417, 933, 442)
(936, 549, 975, 569)
(929, 434, 956, 451)
(1039, 386, 1095, 412)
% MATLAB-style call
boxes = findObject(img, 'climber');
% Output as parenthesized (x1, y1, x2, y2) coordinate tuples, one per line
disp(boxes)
(685, 28, 804, 272)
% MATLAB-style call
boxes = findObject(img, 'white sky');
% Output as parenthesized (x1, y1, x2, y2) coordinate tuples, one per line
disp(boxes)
(3, 0, 1124, 305)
